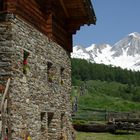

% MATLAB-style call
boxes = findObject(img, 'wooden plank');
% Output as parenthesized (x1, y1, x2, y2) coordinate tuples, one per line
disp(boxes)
(0, 0, 4, 11)
(1, 78, 10, 140)
(59, 0, 69, 18)
(17, 0, 47, 22)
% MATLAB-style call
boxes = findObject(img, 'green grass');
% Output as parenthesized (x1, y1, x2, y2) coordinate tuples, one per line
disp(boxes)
(74, 91, 140, 122)
(72, 80, 140, 122)
(76, 132, 140, 140)
(78, 92, 140, 112)
(72, 80, 140, 112)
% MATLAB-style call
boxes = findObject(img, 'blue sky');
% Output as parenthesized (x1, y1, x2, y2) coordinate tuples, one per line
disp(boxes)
(73, 0, 140, 47)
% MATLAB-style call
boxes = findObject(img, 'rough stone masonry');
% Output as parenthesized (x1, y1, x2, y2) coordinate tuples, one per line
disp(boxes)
(0, 13, 75, 140)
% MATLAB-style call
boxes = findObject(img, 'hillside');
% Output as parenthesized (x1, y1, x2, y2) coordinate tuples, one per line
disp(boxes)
(71, 58, 140, 122)
(72, 80, 140, 111)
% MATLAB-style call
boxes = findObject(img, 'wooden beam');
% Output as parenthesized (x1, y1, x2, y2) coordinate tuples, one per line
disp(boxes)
(59, 0, 69, 18)
(3, 0, 17, 12)
(0, 0, 4, 10)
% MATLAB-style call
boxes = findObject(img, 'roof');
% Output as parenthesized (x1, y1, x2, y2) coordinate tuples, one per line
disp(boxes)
(84, 0, 96, 24)
(59, 0, 96, 33)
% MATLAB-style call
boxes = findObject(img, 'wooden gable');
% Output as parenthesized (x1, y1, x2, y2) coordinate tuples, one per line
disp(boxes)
(0, 0, 96, 52)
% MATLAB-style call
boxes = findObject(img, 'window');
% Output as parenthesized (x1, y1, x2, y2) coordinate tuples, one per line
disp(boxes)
(23, 50, 30, 74)
(60, 67, 65, 85)
(47, 112, 54, 127)
(40, 112, 46, 131)
(47, 62, 53, 82)
(60, 113, 65, 129)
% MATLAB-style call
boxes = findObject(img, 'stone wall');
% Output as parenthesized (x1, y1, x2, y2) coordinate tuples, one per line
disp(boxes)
(0, 13, 75, 140)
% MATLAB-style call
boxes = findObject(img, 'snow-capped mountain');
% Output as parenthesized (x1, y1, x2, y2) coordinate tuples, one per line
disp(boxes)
(71, 32, 140, 71)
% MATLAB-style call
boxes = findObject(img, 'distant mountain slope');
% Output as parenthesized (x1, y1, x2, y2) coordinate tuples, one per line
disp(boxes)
(71, 32, 140, 71)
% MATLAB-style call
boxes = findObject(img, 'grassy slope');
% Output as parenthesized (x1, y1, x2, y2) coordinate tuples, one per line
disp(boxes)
(72, 80, 140, 122)
(73, 80, 140, 112)
(76, 132, 140, 140)
(78, 91, 140, 111)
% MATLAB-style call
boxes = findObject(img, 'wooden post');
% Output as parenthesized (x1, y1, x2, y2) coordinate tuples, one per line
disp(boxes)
(1, 78, 10, 140)
(105, 109, 107, 122)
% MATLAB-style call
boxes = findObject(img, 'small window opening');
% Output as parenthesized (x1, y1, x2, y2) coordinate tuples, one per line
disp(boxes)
(47, 112, 54, 127)
(60, 67, 65, 85)
(40, 112, 46, 131)
(61, 113, 65, 129)
(41, 112, 46, 121)
(47, 62, 53, 82)
(23, 50, 30, 74)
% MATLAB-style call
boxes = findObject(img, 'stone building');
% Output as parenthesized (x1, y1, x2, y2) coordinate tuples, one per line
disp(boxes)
(0, 0, 96, 139)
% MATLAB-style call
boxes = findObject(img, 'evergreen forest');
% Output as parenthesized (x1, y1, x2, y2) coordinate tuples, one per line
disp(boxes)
(72, 58, 140, 86)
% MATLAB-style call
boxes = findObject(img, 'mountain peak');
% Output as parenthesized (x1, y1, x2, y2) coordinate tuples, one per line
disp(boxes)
(72, 32, 140, 71)
(128, 32, 140, 38)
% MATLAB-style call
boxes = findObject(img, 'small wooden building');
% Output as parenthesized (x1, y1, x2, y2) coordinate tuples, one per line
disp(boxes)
(0, 0, 96, 140)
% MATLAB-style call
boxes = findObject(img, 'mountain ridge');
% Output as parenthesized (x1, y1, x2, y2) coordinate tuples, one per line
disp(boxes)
(71, 32, 140, 71)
